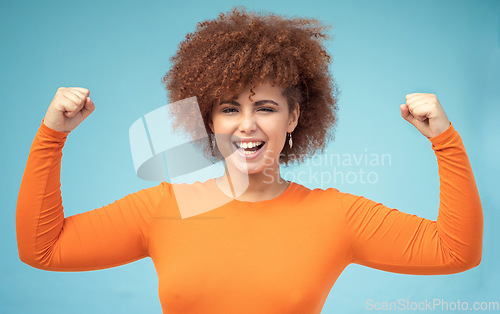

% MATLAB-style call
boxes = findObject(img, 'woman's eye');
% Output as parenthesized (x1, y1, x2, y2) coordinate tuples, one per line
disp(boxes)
(258, 107, 275, 112)
(221, 107, 274, 113)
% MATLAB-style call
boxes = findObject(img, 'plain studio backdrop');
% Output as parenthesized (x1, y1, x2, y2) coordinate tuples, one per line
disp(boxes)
(1, 0, 498, 313)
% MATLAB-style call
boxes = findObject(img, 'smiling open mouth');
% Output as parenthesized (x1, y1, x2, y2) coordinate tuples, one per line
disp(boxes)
(233, 141, 265, 155)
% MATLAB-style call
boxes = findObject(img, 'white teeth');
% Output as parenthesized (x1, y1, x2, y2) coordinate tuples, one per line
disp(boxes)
(235, 141, 263, 149)
(233, 141, 265, 156)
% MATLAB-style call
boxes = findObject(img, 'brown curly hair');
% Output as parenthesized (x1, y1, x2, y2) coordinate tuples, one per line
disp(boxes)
(162, 6, 340, 165)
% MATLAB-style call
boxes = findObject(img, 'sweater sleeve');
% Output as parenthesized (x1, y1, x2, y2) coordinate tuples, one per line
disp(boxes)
(16, 121, 166, 271)
(340, 122, 483, 275)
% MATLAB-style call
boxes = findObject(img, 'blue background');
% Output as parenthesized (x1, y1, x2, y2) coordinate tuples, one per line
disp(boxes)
(1, 0, 499, 313)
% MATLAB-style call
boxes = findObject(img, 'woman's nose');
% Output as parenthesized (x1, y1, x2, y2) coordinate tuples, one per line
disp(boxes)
(238, 112, 257, 133)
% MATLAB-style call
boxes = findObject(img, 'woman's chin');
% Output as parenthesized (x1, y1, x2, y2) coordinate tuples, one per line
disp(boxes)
(224, 155, 274, 176)
(230, 163, 266, 175)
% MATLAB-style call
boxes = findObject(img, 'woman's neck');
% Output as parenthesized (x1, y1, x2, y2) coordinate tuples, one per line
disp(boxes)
(215, 162, 289, 202)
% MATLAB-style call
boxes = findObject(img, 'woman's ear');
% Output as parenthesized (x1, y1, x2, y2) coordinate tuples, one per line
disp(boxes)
(288, 102, 300, 132)
(208, 111, 214, 133)
(209, 120, 214, 133)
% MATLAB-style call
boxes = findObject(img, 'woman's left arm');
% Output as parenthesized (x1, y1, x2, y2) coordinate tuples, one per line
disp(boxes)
(341, 93, 483, 275)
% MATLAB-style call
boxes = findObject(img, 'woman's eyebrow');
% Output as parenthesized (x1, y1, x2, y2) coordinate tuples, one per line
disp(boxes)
(219, 100, 280, 106)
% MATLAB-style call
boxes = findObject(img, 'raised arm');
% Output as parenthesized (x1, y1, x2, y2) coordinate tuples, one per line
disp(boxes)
(341, 94, 483, 275)
(16, 87, 166, 271)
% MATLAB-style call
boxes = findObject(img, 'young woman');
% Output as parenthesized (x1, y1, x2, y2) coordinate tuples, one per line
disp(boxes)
(16, 7, 483, 313)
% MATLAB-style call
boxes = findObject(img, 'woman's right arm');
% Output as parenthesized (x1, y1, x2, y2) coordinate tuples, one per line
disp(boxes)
(16, 87, 167, 271)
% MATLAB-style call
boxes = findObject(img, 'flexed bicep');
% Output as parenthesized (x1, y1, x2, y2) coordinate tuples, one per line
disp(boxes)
(46, 185, 165, 271)
(341, 123, 482, 275)
(342, 194, 457, 275)
(16, 120, 167, 271)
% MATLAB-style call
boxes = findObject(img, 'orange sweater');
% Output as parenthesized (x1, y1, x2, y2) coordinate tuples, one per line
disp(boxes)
(16, 121, 483, 313)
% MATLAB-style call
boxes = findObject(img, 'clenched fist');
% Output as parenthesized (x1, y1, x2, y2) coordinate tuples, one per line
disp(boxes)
(43, 87, 95, 133)
(400, 93, 451, 139)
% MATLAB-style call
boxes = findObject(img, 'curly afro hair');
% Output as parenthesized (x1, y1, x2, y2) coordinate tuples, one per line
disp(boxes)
(162, 6, 340, 165)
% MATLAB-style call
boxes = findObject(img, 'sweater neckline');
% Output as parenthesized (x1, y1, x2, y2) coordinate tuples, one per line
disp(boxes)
(208, 178, 297, 206)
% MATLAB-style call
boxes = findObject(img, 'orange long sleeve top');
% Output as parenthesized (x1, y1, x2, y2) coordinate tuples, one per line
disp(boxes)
(16, 121, 483, 313)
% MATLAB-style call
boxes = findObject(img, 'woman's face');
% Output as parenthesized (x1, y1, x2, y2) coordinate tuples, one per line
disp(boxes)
(209, 82, 299, 175)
